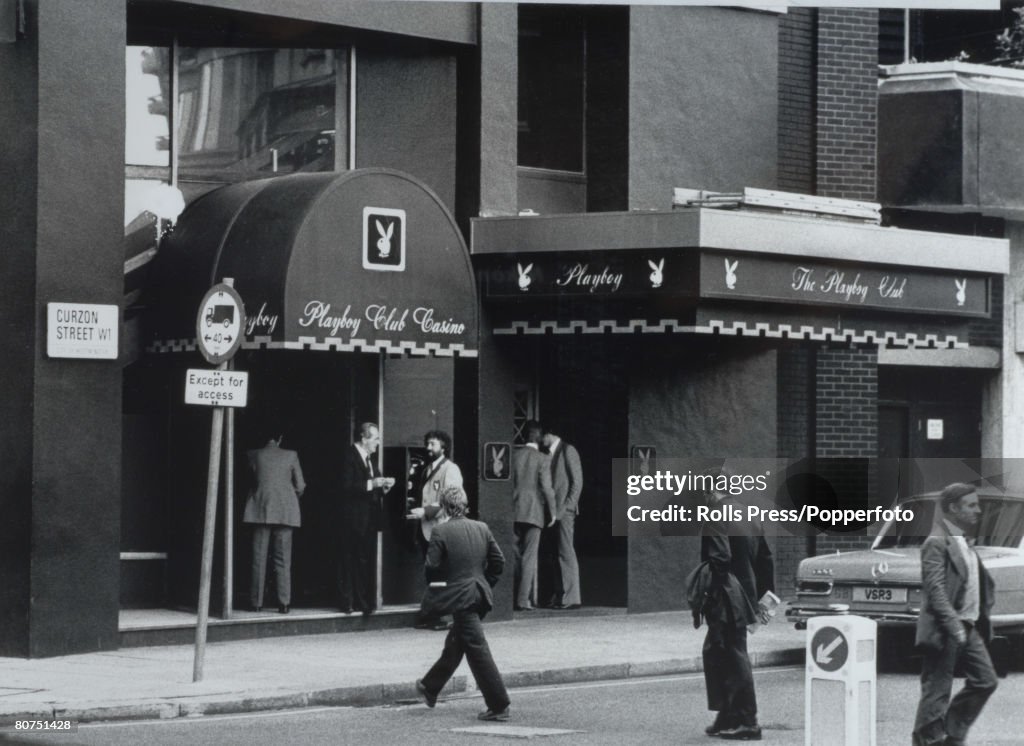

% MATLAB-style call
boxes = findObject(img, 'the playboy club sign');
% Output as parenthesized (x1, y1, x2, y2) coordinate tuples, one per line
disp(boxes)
(699, 253, 988, 317)
(483, 252, 698, 298)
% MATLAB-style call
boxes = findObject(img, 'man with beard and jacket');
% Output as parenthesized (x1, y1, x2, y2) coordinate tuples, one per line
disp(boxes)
(912, 482, 997, 746)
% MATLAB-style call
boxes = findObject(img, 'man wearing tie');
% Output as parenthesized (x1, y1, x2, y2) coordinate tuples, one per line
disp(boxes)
(337, 422, 394, 615)
(913, 483, 997, 746)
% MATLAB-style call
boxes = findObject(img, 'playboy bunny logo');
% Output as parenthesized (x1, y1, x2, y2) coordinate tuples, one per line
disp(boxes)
(955, 278, 966, 307)
(491, 446, 506, 478)
(517, 262, 533, 291)
(638, 448, 651, 476)
(362, 207, 406, 271)
(375, 219, 394, 259)
(724, 259, 738, 290)
(648, 259, 664, 289)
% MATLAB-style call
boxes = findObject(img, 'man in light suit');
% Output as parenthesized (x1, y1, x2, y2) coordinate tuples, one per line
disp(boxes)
(512, 420, 555, 611)
(913, 483, 997, 746)
(542, 425, 583, 609)
(337, 422, 394, 616)
(244, 430, 305, 614)
(412, 430, 464, 546)
(415, 486, 511, 722)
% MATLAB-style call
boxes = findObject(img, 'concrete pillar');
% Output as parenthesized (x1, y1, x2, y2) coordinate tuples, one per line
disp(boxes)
(0, 0, 125, 656)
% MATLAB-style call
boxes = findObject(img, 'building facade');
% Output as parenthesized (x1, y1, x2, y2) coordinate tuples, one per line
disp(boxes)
(0, 1, 1009, 657)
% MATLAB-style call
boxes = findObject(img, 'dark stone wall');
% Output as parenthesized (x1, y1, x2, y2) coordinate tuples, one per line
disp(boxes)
(4, 0, 126, 657)
(0, 0, 40, 659)
(356, 50, 458, 210)
(627, 340, 778, 613)
(627, 7, 778, 209)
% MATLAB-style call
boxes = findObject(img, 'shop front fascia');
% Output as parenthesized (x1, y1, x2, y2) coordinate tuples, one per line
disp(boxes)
(471, 207, 1008, 613)
(130, 169, 478, 627)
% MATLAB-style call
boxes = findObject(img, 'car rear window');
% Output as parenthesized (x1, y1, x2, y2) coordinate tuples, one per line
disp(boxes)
(874, 496, 1024, 549)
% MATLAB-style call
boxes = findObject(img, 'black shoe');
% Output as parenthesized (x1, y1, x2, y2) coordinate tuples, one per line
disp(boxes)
(251, 605, 263, 613)
(477, 707, 510, 722)
(718, 724, 761, 741)
(340, 607, 354, 615)
(705, 713, 733, 736)
(553, 603, 581, 610)
(362, 607, 375, 617)
(278, 604, 290, 614)
(514, 604, 535, 611)
(415, 679, 437, 708)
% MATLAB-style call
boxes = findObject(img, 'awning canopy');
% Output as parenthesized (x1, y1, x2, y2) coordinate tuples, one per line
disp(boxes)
(146, 169, 477, 357)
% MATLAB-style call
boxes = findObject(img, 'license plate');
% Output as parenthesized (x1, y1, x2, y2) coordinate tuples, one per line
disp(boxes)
(853, 586, 907, 603)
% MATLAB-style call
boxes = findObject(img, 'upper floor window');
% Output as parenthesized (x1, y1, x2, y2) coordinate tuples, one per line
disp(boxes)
(518, 7, 585, 173)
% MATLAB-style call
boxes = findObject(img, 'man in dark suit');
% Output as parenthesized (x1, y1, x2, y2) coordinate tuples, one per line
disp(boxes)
(542, 426, 583, 609)
(337, 422, 394, 615)
(512, 420, 555, 611)
(700, 474, 774, 741)
(243, 429, 305, 614)
(415, 486, 511, 722)
(913, 483, 997, 746)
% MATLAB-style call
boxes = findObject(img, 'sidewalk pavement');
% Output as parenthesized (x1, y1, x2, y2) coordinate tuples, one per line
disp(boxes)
(0, 611, 805, 726)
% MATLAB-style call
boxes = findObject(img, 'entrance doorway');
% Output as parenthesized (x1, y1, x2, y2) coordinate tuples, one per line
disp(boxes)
(234, 350, 377, 609)
(532, 337, 629, 608)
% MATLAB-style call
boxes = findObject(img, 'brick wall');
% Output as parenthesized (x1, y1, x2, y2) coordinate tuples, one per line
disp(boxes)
(815, 346, 878, 554)
(778, 8, 816, 194)
(816, 9, 878, 201)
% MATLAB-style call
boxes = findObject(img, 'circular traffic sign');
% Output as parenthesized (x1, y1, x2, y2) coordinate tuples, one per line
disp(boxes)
(810, 626, 849, 672)
(196, 283, 246, 364)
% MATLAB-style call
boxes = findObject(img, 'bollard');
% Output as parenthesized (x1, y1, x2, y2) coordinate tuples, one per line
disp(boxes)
(805, 615, 877, 746)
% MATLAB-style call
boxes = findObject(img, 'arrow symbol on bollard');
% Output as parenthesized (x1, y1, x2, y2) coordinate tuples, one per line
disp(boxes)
(816, 636, 843, 665)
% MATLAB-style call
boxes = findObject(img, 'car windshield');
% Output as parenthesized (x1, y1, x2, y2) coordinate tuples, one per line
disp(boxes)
(874, 497, 1024, 549)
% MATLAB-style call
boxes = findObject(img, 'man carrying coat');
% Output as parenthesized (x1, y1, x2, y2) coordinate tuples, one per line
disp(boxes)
(512, 420, 555, 611)
(700, 474, 774, 741)
(913, 482, 997, 746)
(416, 486, 511, 722)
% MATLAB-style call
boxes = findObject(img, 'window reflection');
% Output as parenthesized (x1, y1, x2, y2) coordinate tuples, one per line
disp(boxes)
(177, 48, 338, 177)
(126, 46, 171, 168)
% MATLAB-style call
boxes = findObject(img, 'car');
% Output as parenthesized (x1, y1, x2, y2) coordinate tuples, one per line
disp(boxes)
(786, 491, 1024, 640)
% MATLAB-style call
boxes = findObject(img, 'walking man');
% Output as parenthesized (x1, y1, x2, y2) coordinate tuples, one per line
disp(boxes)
(415, 486, 511, 722)
(700, 473, 774, 741)
(243, 428, 305, 614)
(913, 482, 997, 746)
(512, 420, 555, 611)
(337, 422, 393, 615)
(542, 426, 582, 609)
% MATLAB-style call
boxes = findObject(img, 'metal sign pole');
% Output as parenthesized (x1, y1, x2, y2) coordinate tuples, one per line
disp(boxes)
(223, 357, 235, 619)
(194, 361, 227, 682)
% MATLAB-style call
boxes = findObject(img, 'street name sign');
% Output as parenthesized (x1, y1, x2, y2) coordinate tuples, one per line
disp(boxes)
(46, 302, 118, 359)
(184, 369, 249, 407)
(196, 282, 245, 364)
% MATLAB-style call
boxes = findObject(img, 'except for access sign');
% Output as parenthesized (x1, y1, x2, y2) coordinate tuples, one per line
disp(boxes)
(47, 302, 118, 359)
(185, 369, 249, 407)
(196, 283, 245, 364)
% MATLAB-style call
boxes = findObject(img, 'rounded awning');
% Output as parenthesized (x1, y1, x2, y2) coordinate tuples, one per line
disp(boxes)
(146, 169, 477, 357)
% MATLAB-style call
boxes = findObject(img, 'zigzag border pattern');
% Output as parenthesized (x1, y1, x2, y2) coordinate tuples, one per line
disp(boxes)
(493, 319, 966, 349)
(145, 337, 478, 358)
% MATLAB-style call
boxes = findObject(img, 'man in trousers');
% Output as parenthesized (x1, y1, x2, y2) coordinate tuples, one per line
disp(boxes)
(416, 486, 511, 721)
